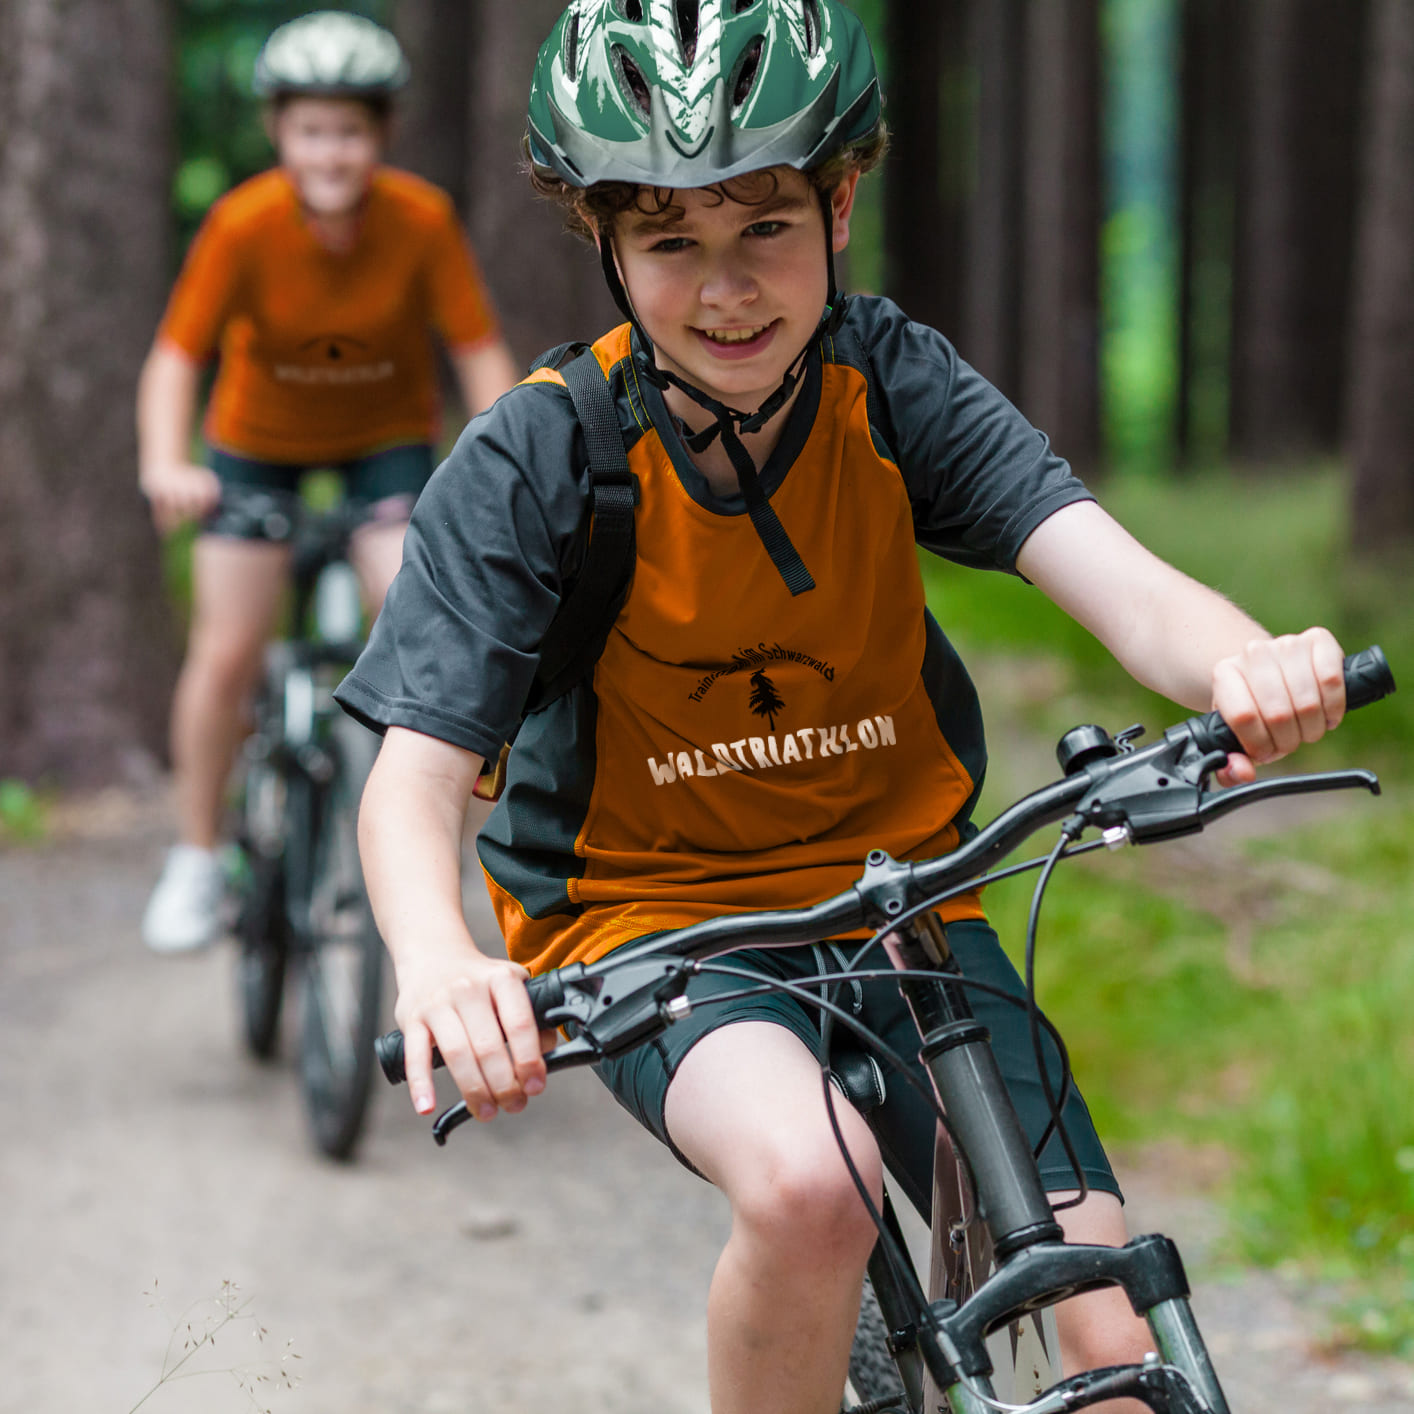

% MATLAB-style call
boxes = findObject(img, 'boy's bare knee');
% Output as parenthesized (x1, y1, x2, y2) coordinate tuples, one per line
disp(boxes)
(185, 630, 265, 697)
(729, 1139, 880, 1262)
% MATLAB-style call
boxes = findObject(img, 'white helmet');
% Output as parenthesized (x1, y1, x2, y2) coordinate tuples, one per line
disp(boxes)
(253, 11, 410, 98)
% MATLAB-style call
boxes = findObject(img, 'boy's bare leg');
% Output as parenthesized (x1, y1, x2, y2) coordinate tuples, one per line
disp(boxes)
(347, 516, 407, 614)
(1052, 1190, 1154, 1413)
(170, 537, 291, 847)
(664, 1021, 882, 1414)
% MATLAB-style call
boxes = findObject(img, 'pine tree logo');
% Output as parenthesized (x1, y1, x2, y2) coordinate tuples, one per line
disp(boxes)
(748, 670, 785, 732)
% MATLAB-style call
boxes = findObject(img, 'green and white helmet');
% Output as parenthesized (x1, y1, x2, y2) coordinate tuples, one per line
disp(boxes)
(253, 11, 410, 98)
(527, 0, 881, 189)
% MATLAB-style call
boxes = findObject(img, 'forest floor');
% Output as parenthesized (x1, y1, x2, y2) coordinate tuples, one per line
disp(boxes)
(3, 780, 1413, 1414)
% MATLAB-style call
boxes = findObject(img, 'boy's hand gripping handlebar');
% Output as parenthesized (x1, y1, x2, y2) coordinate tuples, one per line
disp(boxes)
(377, 646, 1395, 1144)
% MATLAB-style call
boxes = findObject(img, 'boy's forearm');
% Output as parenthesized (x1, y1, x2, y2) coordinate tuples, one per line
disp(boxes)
(358, 735, 487, 967)
(1017, 501, 1274, 711)
(1109, 574, 1271, 711)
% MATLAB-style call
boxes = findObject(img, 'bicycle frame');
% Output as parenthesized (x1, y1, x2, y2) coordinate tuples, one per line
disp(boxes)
(230, 483, 386, 1159)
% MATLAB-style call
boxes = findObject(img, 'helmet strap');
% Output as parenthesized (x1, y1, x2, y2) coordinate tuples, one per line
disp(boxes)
(593, 186, 848, 598)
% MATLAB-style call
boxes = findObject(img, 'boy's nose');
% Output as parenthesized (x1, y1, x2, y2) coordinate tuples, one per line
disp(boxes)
(699, 262, 758, 308)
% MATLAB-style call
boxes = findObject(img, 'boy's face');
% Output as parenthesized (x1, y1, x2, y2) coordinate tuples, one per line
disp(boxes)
(611, 166, 860, 414)
(272, 97, 385, 217)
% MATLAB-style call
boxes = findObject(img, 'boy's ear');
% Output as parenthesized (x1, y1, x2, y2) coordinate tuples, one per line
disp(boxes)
(830, 170, 862, 254)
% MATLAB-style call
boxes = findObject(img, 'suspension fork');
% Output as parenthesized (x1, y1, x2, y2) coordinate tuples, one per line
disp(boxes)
(887, 914, 1064, 1261)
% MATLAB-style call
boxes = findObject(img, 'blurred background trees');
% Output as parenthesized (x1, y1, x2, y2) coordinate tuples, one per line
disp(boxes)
(2, 0, 1412, 789)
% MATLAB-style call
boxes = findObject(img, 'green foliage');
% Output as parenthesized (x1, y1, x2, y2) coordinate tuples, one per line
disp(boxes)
(1226, 810, 1414, 1355)
(173, 0, 390, 257)
(1103, 201, 1178, 472)
(0, 779, 47, 842)
(1101, 0, 1180, 473)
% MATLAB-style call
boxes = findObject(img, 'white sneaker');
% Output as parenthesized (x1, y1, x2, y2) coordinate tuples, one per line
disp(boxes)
(142, 845, 226, 954)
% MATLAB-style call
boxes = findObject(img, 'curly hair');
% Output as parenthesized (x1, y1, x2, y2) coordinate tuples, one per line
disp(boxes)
(524, 123, 890, 241)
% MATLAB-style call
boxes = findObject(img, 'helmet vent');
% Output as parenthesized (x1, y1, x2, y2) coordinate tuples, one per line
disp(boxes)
(613, 45, 654, 119)
(675, 0, 700, 65)
(801, 0, 822, 54)
(564, 12, 581, 80)
(616, 0, 645, 21)
(733, 0, 758, 11)
(730, 35, 765, 111)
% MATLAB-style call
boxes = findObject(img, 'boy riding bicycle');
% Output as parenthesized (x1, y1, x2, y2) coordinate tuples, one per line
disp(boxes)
(138, 11, 519, 954)
(336, 4, 1347, 1411)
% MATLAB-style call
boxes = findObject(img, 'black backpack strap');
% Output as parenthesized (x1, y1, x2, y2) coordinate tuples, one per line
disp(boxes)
(528, 340, 590, 375)
(527, 350, 639, 711)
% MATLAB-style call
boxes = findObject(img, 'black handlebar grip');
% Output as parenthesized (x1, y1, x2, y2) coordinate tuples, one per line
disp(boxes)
(1190, 645, 1395, 756)
(373, 1030, 418, 1085)
(1344, 644, 1398, 710)
(374, 970, 568, 1086)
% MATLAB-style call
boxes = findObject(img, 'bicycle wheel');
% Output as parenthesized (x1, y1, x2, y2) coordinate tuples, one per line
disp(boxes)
(844, 1276, 910, 1413)
(296, 715, 383, 1159)
(233, 728, 291, 1059)
(235, 852, 289, 1057)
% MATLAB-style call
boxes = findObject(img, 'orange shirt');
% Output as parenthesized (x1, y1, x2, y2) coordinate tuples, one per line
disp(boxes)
(159, 167, 500, 465)
(487, 326, 985, 973)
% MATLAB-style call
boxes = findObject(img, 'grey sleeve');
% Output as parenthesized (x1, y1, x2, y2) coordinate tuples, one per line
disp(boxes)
(854, 299, 1094, 573)
(334, 381, 587, 757)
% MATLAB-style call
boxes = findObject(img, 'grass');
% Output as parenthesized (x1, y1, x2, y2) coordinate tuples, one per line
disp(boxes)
(0, 778, 48, 842)
(921, 464, 1414, 1354)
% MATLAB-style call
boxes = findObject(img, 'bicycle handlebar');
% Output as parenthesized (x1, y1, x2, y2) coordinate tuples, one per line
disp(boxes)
(375, 646, 1395, 1094)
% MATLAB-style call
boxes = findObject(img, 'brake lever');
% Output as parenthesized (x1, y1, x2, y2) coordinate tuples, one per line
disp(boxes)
(1197, 768, 1380, 826)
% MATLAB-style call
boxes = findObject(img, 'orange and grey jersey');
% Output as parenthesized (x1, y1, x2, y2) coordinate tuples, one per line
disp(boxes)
(336, 296, 1093, 974)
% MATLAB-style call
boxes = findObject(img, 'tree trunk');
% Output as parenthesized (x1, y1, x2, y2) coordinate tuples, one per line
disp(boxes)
(1348, 0, 1414, 550)
(881, 0, 969, 340)
(389, 0, 473, 211)
(964, 0, 1026, 402)
(1176, 0, 1237, 467)
(461, 0, 620, 369)
(1019, 0, 1102, 473)
(1229, 0, 1369, 465)
(0, 0, 177, 788)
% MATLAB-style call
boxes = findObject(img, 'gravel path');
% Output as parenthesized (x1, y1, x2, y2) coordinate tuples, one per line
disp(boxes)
(2, 789, 1409, 1413)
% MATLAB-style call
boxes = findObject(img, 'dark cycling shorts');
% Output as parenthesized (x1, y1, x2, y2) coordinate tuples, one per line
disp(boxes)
(592, 918, 1120, 1221)
(202, 444, 435, 543)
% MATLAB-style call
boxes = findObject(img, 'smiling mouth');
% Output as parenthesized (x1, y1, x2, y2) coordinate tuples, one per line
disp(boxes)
(699, 323, 772, 345)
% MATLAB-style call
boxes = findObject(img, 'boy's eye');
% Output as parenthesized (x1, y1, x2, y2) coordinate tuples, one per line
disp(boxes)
(745, 220, 786, 238)
(649, 236, 693, 253)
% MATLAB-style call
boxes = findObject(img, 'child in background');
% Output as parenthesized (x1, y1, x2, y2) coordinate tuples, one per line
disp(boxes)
(139, 10, 518, 953)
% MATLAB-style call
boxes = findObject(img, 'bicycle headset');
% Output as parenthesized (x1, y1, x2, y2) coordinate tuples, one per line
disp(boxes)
(252, 10, 410, 98)
(525, 0, 884, 598)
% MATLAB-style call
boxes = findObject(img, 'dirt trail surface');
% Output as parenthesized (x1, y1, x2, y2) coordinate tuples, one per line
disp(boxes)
(3, 790, 1411, 1414)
